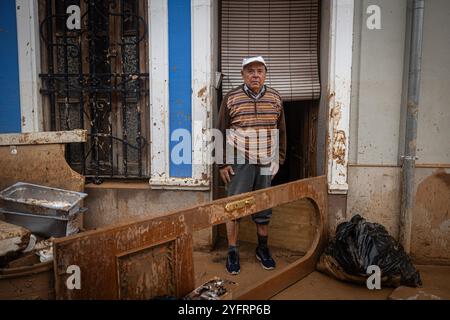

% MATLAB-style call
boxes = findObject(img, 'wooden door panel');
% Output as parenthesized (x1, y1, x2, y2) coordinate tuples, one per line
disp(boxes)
(116, 234, 192, 300)
(54, 216, 192, 299)
(117, 242, 176, 300)
(54, 175, 327, 299)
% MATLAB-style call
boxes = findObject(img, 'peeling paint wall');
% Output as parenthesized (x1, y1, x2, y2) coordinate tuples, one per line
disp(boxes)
(326, 0, 354, 193)
(346, 0, 450, 264)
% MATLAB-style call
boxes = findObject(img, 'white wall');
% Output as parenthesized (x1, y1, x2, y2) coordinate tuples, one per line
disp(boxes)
(416, 0, 450, 164)
(350, 0, 450, 166)
(350, 0, 408, 165)
(347, 0, 408, 237)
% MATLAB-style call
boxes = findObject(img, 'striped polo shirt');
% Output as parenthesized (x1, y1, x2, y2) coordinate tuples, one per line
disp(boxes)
(217, 85, 287, 166)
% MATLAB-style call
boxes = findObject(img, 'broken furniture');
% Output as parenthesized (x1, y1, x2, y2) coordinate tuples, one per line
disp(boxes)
(0, 130, 86, 299)
(0, 220, 31, 265)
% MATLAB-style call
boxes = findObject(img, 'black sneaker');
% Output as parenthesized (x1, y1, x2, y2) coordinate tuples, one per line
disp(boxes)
(226, 250, 240, 275)
(256, 246, 276, 270)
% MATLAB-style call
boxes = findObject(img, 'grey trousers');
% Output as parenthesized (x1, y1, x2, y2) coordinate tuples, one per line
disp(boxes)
(226, 164, 272, 225)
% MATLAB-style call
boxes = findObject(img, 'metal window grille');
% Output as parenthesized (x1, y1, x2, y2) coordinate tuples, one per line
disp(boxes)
(39, 0, 149, 183)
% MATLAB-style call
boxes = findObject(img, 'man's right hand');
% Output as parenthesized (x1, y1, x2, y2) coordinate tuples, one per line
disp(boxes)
(219, 165, 235, 184)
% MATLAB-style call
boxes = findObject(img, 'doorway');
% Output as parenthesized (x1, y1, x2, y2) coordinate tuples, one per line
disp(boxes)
(213, 0, 322, 254)
(215, 0, 322, 196)
(272, 99, 319, 186)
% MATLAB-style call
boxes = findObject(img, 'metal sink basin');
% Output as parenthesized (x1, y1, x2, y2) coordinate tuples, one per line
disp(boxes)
(0, 182, 87, 218)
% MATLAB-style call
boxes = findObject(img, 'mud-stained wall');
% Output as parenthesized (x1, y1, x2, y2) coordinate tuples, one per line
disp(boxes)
(411, 169, 450, 265)
(346, 166, 450, 264)
(345, 0, 450, 264)
(346, 0, 407, 240)
(347, 166, 401, 238)
(83, 184, 211, 247)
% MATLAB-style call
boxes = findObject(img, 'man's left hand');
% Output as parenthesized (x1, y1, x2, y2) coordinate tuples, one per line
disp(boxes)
(270, 161, 279, 179)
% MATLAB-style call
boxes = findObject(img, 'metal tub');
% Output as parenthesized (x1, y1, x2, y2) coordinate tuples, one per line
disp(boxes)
(0, 182, 87, 218)
(0, 208, 86, 238)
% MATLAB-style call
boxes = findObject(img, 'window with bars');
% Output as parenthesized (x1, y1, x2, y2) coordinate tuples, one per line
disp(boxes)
(39, 0, 149, 183)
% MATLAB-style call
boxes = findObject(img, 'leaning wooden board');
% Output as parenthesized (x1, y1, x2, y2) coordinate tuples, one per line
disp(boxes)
(53, 175, 327, 300)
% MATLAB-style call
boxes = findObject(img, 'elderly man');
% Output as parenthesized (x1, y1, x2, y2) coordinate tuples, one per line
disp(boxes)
(217, 56, 286, 275)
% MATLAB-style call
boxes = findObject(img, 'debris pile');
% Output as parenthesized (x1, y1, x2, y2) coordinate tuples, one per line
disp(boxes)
(184, 277, 238, 300)
(0, 226, 54, 268)
(0, 182, 87, 268)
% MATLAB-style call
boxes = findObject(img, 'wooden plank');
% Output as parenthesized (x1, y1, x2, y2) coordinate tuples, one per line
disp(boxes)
(175, 234, 195, 296)
(235, 184, 327, 300)
(0, 130, 87, 146)
(236, 251, 320, 300)
(53, 175, 327, 299)
(236, 217, 325, 300)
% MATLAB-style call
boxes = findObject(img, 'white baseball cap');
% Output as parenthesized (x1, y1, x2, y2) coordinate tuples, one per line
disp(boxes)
(242, 56, 267, 70)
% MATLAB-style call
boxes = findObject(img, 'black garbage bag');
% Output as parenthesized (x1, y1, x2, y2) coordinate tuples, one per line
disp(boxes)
(317, 214, 422, 287)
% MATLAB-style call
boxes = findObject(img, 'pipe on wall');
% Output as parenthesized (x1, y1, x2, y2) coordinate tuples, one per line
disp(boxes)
(399, 0, 425, 253)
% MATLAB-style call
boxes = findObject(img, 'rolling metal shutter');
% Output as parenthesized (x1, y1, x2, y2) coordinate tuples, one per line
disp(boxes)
(221, 0, 320, 101)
